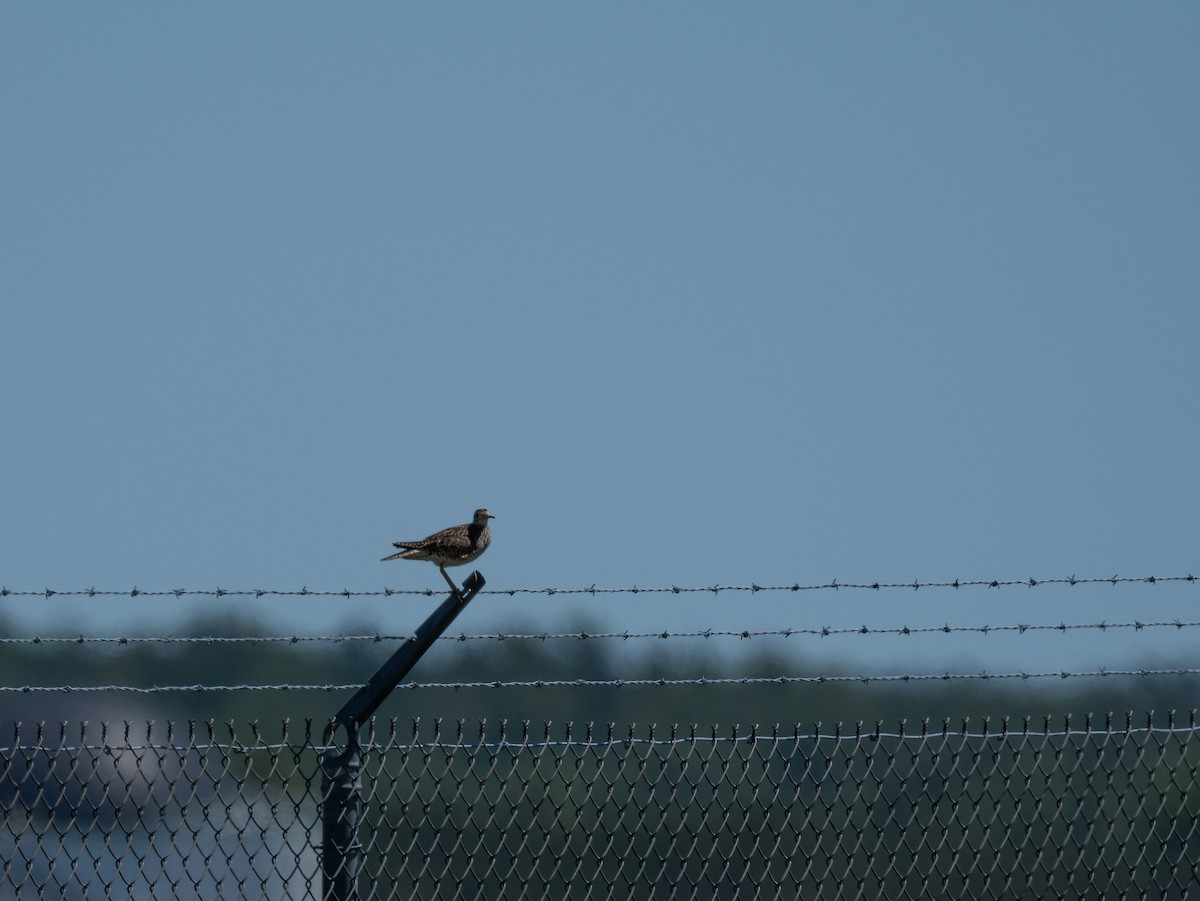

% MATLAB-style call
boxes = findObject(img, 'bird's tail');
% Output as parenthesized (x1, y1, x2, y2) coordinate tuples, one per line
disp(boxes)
(381, 546, 423, 562)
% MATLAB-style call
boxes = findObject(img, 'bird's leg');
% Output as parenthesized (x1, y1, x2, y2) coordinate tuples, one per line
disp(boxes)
(439, 565, 464, 603)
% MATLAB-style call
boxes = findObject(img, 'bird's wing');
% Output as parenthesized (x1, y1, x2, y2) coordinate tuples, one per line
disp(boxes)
(424, 524, 473, 548)
(390, 521, 473, 551)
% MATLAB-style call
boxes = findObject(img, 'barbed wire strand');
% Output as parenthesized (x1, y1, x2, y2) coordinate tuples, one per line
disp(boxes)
(1, 573, 1196, 601)
(3, 667, 1200, 694)
(4, 618, 1200, 647)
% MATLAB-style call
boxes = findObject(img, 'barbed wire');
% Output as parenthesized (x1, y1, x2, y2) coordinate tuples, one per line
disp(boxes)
(1, 573, 1195, 601)
(4, 617, 1200, 647)
(4, 667, 1199, 694)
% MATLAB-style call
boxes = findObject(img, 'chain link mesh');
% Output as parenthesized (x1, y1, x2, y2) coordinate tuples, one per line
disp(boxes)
(2, 717, 1198, 899)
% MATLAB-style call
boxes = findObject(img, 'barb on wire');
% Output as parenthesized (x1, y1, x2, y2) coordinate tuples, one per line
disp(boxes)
(3, 618, 1200, 647)
(1, 573, 1195, 601)
(4, 667, 1199, 694)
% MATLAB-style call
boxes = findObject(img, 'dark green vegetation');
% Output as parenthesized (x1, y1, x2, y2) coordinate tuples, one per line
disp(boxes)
(2, 611, 1198, 898)
(0, 609, 1194, 744)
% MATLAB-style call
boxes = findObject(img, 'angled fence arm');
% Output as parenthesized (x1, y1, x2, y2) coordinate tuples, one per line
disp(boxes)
(321, 570, 485, 901)
(332, 569, 485, 731)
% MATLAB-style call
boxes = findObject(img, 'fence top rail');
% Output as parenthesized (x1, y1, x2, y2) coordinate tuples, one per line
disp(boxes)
(3, 710, 1198, 754)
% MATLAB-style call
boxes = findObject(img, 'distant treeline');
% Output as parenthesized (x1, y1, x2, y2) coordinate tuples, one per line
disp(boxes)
(0, 609, 1194, 744)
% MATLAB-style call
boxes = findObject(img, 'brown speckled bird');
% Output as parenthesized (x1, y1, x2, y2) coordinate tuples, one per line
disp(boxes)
(382, 508, 494, 596)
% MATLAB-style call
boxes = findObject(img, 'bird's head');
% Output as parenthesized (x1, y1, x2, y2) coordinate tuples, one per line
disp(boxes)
(473, 508, 495, 524)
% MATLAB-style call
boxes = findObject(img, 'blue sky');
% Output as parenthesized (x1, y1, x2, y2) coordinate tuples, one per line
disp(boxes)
(2, 5, 1198, 677)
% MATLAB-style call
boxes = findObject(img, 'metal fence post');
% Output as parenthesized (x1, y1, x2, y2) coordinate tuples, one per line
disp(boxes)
(321, 726, 362, 901)
(320, 570, 486, 901)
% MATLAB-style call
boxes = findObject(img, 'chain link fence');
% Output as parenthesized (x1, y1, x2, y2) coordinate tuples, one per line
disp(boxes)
(2, 715, 1198, 899)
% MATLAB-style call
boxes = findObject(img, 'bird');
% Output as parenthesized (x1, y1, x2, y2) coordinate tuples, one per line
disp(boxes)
(382, 508, 495, 597)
